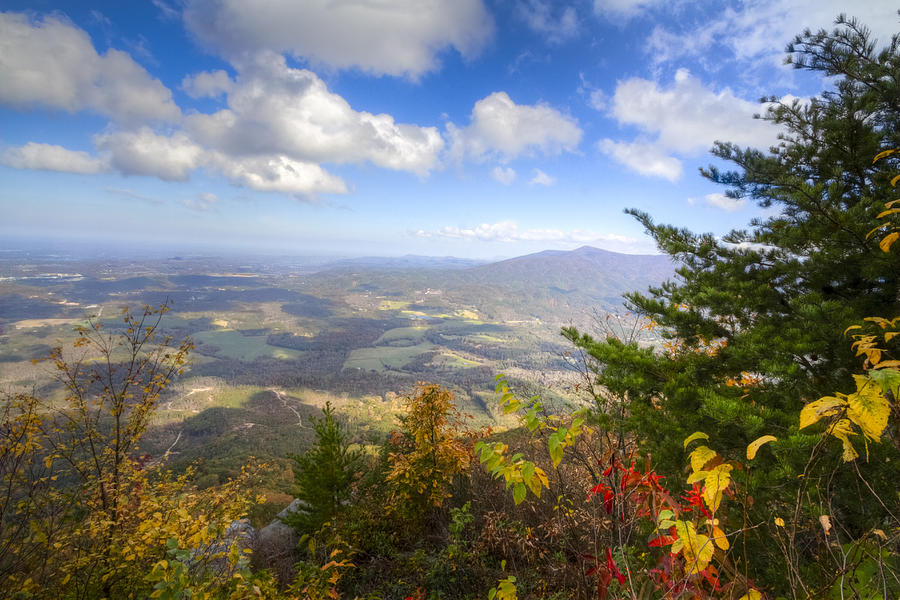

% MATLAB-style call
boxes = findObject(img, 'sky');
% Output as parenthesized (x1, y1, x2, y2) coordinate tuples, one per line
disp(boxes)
(1, 1, 898, 259)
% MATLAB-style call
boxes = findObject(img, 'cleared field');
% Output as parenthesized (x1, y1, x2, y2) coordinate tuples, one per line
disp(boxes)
(12, 318, 83, 329)
(431, 351, 480, 368)
(374, 326, 428, 345)
(153, 383, 263, 424)
(378, 300, 410, 311)
(193, 329, 303, 361)
(343, 342, 435, 371)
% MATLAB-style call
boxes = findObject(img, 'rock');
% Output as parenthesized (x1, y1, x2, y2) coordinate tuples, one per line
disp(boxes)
(254, 498, 310, 584)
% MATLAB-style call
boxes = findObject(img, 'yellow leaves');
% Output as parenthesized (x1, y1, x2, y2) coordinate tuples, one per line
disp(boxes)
(702, 464, 733, 514)
(738, 590, 763, 600)
(828, 419, 860, 461)
(709, 521, 729, 550)
(799, 397, 845, 430)
(746, 435, 777, 460)
(801, 374, 891, 461)
(879, 231, 899, 253)
(673, 520, 714, 575)
(683, 431, 709, 449)
(873, 148, 897, 162)
(689, 445, 717, 473)
(774, 517, 785, 527)
(845, 375, 890, 443)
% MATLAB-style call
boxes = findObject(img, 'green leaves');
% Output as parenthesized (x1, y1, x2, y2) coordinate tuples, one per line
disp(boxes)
(474, 441, 548, 505)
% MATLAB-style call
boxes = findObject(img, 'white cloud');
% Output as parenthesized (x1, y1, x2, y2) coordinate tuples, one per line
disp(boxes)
(599, 69, 787, 180)
(93, 127, 348, 196)
(416, 220, 636, 245)
(182, 192, 218, 211)
(207, 153, 348, 196)
(644, 2, 899, 69)
(588, 88, 607, 111)
(182, 0, 493, 78)
(598, 139, 682, 181)
(610, 69, 778, 154)
(704, 192, 746, 212)
(449, 91, 582, 162)
(491, 166, 516, 185)
(518, 1, 579, 43)
(593, 0, 664, 20)
(2, 142, 108, 174)
(185, 54, 444, 175)
(182, 69, 234, 99)
(529, 168, 555, 186)
(151, 0, 180, 20)
(96, 128, 203, 182)
(105, 187, 164, 205)
(0, 13, 180, 125)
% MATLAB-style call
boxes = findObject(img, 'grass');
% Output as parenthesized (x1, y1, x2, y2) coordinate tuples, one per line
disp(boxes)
(375, 326, 428, 345)
(193, 329, 304, 361)
(153, 384, 264, 424)
(378, 300, 410, 311)
(431, 352, 481, 368)
(343, 342, 435, 371)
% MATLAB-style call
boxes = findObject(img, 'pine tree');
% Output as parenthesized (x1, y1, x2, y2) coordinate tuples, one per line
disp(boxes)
(285, 402, 360, 534)
(564, 18, 900, 585)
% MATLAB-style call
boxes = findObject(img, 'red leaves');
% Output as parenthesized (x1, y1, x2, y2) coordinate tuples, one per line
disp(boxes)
(681, 482, 712, 518)
(587, 482, 615, 514)
(648, 534, 676, 547)
(586, 549, 626, 600)
(606, 548, 626, 584)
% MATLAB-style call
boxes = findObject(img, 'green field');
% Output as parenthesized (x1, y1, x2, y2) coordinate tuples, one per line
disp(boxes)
(374, 326, 429, 345)
(193, 329, 304, 361)
(343, 342, 435, 371)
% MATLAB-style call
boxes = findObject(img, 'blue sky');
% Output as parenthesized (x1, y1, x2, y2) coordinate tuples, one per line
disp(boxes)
(1, 1, 897, 258)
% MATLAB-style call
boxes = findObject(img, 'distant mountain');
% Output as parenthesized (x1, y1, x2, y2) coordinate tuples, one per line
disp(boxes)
(444, 246, 676, 323)
(470, 246, 672, 288)
(320, 255, 487, 271)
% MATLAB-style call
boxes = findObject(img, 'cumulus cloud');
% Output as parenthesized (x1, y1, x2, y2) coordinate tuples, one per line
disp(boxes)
(491, 166, 516, 185)
(96, 128, 204, 182)
(2, 142, 108, 174)
(704, 192, 746, 212)
(519, 1, 579, 43)
(182, 69, 234, 99)
(93, 128, 349, 196)
(0, 12, 180, 125)
(448, 91, 582, 162)
(7, 49, 440, 196)
(415, 220, 636, 245)
(0, 11, 453, 197)
(598, 139, 682, 181)
(186, 54, 444, 175)
(207, 153, 348, 195)
(599, 69, 784, 180)
(182, 0, 493, 78)
(610, 69, 778, 153)
(529, 168, 555, 186)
